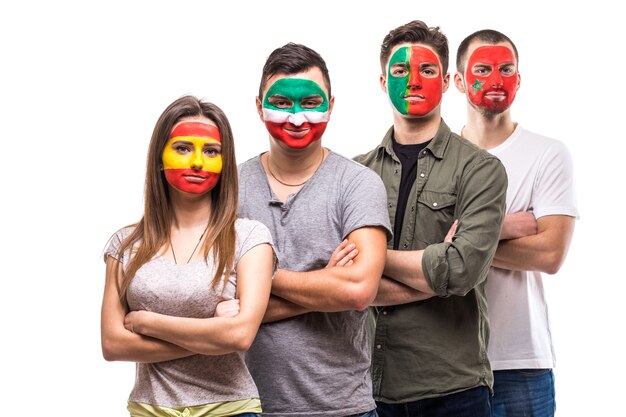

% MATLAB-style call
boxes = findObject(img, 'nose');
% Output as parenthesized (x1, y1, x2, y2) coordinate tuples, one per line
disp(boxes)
(408, 68, 422, 89)
(490, 72, 503, 88)
(288, 112, 306, 127)
(191, 148, 203, 170)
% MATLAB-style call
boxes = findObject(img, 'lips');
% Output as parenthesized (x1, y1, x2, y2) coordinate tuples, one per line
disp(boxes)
(183, 173, 208, 183)
(283, 123, 312, 138)
(404, 93, 425, 101)
(484, 89, 507, 100)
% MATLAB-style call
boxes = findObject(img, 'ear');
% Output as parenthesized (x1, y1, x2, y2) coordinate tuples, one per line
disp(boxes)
(442, 72, 451, 93)
(516, 72, 521, 92)
(327, 95, 335, 115)
(256, 96, 264, 122)
(454, 72, 466, 94)
(379, 73, 388, 93)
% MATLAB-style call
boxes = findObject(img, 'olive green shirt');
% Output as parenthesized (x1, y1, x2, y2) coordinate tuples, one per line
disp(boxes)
(354, 120, 507, 402)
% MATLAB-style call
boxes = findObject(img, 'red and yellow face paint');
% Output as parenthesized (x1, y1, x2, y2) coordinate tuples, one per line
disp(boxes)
(465, 45, 519, 113)
(162, 121, 222, 194)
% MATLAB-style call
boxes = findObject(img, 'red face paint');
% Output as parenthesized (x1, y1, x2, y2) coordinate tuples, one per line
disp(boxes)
(465, 45, 518, 113)
(162, 121, 222, 194)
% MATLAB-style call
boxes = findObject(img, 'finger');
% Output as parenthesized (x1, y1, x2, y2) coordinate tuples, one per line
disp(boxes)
(337, 248, 359, 266)
(345, 259, 354, 267)
(335, 243, 356, 261)
(331, 239, 349, 257)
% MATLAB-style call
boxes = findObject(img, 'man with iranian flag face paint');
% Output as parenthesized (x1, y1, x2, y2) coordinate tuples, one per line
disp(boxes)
(238, 43, 391, 417)
(455, 30, 578, 417)
(355, 20, 507, 416)
(260, 77, 330, 149)
(162, 120, 222, 194)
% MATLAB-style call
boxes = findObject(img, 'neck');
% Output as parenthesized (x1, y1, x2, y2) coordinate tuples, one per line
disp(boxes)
(267, 139, 325, 178)
(168, 189, 212, 230)
(462, 105, 516, 149)
(392, 110, 441, 144)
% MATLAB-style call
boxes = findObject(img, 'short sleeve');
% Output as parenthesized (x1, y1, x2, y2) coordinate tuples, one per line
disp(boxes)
(103, 226, 134, 265)
(532, 141, 579, 219)
(234, 218, 277, 272)
(341, 166, 393, 241)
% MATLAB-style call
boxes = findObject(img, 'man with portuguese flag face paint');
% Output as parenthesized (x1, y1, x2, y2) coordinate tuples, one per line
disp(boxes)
(238, 43, 391, 417)
(162, 118, 222, 195)
(455, 30, 578, 417)
(355, 21, 507, 417)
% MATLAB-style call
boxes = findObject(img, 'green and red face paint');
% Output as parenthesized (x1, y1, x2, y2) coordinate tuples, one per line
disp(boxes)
(387, 45, 443, 116)
(465, 45, 519, 113)
(262, 78, 330, 149)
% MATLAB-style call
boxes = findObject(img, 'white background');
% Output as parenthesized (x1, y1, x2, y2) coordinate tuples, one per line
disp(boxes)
(1, 1, 622, 415)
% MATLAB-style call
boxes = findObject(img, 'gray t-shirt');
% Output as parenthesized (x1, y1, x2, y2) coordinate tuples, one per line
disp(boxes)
(238, 151, 391, 417)
(104, 218, 273, 408)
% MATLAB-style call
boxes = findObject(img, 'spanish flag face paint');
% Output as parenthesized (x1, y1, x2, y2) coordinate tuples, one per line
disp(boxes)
(162, 121, 222, 195)
(465, 45, 519, 113)
(262, 78, 330, 149)
(387, 45, 443, 116)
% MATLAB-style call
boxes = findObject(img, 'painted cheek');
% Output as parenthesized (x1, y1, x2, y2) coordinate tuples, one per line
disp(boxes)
(164, 170, 221, 194)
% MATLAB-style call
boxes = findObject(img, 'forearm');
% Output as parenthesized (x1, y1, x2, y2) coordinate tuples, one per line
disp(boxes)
(134, 313, 259, 355)
(262, 295, 311, 323)
(372, 276, 434, 306)
(493, 216, 575, 274)
(384, 249, 436, 295)
(101, 328, 195, 363)
(272, 266, 379, 312)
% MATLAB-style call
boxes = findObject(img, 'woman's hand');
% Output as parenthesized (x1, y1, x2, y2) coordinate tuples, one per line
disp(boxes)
(214, 299, 240, 318)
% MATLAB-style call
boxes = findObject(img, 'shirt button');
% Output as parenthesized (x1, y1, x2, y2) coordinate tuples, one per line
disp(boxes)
(388, 203, 393, 208)
(382, 311, 388, 315)
(411, 206, 415, 212)
(402, 243, 408, 249)
(376, 344, 382, 349)
(394, 169, 399, 174)
(433, 202, 438, 207)
(420, 173, 425, 178)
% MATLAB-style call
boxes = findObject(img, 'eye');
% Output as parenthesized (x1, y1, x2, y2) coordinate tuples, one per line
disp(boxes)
(500, 65, 516, 76)
(301, 96, 324, 109)
(421, 66, 439, 78)
(472, 65, 491, 76)
(269, 96, 294, 109)
(174, 144, 191, 154)
(203, 146, 221, 157)
(390, 64, 408, 77)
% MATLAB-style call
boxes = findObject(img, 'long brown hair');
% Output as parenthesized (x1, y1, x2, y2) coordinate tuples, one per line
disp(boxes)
(117, 96, 238, 299)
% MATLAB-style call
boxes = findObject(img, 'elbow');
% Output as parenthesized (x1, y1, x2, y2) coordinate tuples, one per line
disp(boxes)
(348, 282, 378, 311)
(101, 337, 122, 362)
(542, 251, 566, 275)
(228, 326, 259, 353)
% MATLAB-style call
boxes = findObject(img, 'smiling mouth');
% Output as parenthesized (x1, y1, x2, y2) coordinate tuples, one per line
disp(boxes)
(283, 126, 311, 138)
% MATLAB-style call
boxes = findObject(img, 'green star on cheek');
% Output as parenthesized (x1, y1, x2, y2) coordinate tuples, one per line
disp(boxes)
(471, 79, 485, 94)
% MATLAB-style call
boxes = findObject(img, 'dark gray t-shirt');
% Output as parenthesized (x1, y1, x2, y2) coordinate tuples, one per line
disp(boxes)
(238, 150, 391, 417)
(104, 218, 273, 408)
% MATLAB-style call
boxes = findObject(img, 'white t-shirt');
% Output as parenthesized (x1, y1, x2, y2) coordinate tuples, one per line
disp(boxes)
(486, 125, 579, 370)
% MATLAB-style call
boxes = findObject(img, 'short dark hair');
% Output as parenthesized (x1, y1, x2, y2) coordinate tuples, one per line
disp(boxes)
(456, 29, 519, 74)
(380, 20, 449, 75)
(258, 43, 331, 99)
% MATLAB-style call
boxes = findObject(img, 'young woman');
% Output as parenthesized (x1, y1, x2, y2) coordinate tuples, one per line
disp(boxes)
(101, 96, 275, 417)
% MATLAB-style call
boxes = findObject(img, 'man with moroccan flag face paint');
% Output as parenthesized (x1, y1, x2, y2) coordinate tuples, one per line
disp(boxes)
(162, 121, 222, 194)
(354, 20, 507, 416)
(455, 29, 578, 417)
(237, 43, 391, 417)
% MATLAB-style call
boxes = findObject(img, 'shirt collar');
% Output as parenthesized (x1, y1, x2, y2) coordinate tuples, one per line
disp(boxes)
(377, 119, 452, 160)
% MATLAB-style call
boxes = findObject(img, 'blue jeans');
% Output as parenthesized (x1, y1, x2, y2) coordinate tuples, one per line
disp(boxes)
(492, 369, 555, 417)
(345, 410, 378, 417)
(376, 386, 491, 417)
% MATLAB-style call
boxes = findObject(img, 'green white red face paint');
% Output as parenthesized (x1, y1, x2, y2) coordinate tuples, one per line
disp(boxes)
(465, 45, 519, 113)
(262, 78, 330, 149)
(387, 45, 443, 116)
(162, 121, 222, 194)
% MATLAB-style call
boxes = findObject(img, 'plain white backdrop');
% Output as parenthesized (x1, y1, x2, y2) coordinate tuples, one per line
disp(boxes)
(1, 1, 622, 415)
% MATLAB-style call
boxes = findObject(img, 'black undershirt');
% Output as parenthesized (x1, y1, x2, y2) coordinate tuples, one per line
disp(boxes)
(391, 136, 431, 250)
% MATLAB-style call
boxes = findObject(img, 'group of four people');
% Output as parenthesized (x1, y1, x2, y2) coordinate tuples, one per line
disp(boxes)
(101, 19, 577, 417)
